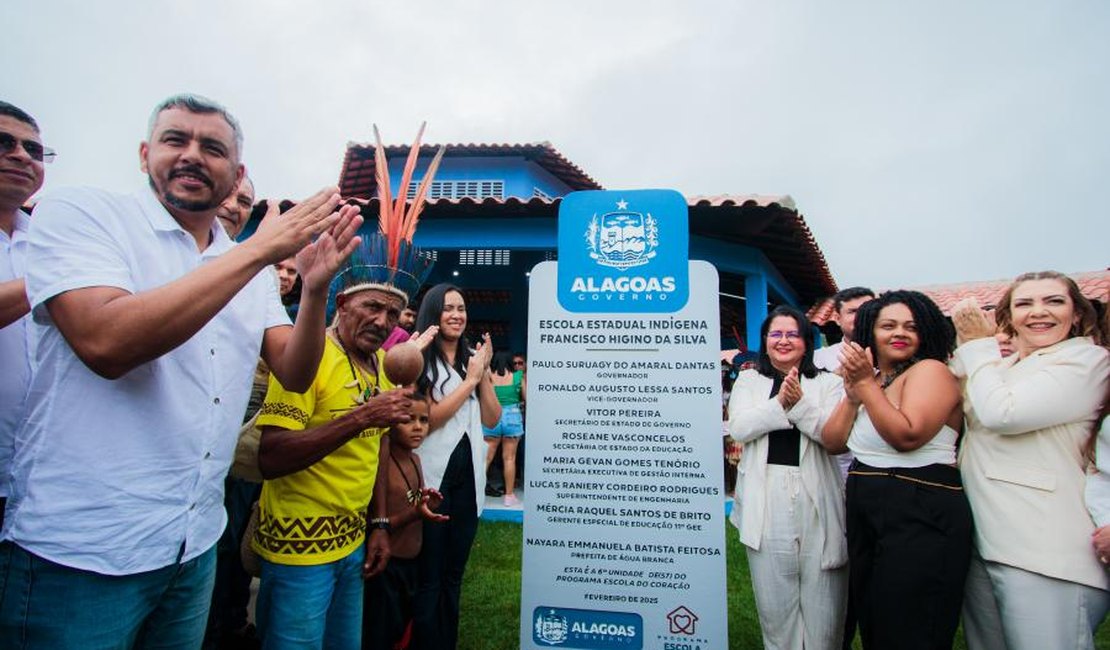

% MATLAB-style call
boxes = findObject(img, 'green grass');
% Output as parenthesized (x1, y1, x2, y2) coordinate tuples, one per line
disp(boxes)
(459, 520, 1110, 649)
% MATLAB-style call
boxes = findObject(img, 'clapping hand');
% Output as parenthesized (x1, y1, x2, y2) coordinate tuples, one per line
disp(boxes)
(952, 297, 996, 345)
(777, 366, 803, 410)
(466, 333, 493, 383)
(296, 204, 363, 295)
(839, 342, 875, 402)
(249, 188, 346, 263)
(409, 326, 440, 352)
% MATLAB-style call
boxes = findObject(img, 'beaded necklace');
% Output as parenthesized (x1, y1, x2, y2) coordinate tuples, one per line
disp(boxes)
(391, 450, 422, 506)
(332, 327, 380, 405)
(879, 359, 915, 390)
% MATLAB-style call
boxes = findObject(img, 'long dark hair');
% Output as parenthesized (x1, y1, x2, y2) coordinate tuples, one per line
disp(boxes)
(415, 283, 473, 396)
(853, 290, 954, 367)
(756, 305, 819, 379)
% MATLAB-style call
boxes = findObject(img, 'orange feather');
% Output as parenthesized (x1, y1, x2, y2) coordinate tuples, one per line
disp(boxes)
(404, 145, 446, 242)
(372, 124, 394, 238)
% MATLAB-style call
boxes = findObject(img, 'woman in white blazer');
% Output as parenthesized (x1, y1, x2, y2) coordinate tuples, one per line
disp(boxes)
(952, 271, 1110, 650)
(728, 305, 847, 650)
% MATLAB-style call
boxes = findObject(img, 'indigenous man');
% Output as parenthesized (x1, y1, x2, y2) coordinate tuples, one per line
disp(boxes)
(0, 93, 361, 648)
(251, 235, 436, 649)
(0, 101, 52, 531)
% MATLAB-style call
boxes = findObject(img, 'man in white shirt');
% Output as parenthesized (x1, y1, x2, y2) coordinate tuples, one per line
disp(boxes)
(0, 94, 363, 648)
(813, 286, 875, 374)
(0, 101, 52, 533)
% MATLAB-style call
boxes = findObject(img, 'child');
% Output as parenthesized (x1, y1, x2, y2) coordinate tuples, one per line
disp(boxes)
(363, 393, 448, 650)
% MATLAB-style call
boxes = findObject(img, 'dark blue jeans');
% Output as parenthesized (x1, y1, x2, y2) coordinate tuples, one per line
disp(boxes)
(0, 541, 216, 650)
(255, 545, 365, 650)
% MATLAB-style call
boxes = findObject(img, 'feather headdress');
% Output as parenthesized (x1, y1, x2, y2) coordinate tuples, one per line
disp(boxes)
(329, 123, 443, 311)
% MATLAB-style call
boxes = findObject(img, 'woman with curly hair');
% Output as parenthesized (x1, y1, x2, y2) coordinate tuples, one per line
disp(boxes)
(728, 305, 847, 649)
(952, 271, 1109, 650)
(822, 290, 972, 650)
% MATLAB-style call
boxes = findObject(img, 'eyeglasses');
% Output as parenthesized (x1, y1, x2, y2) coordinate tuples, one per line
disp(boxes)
(513, 359, 526, 368)
(0, 131, 55, 163)
(766, 330, 801, 340)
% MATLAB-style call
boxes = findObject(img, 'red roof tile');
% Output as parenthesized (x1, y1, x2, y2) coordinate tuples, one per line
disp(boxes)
(807, 269, 1110, 326)
(915, 270, 1110, 314)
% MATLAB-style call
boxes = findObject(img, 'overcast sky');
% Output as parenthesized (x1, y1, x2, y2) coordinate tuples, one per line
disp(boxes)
(5, 1, 1108, 290)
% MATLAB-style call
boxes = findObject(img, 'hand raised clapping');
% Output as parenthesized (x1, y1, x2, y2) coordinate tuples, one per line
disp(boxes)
(839, 342, 875, 402)
(466, 332, 493, 384)
(408, 326, 440, 352)
(777, 366, 803, 410)
(951, 297, 996, 345)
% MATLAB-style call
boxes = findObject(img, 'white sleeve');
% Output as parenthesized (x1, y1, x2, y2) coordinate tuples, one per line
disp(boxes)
(1088, 419, 1110, 527)
(956, 337, 1109, 435)
(727, 371, 789, 444)
(26, 189, 134, 325)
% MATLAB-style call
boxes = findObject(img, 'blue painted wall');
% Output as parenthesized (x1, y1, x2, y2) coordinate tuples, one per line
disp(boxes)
(386, 156, 572, 199)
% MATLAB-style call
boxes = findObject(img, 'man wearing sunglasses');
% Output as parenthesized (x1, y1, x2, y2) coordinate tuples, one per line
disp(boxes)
(0, 94, 363, 649)
(0, 101, 51, 535)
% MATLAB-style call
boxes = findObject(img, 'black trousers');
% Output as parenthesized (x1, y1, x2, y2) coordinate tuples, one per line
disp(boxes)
(411, 436, 479, 650)
(846, 461, 973, 650)
(363, 556, 420, 650)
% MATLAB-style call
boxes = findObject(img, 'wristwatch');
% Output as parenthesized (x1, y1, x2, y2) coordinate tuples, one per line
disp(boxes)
(369, 516, 391, 532)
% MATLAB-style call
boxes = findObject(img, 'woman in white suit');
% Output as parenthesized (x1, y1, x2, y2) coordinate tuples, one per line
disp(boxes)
(952, 271, 1110, 650)
(728, 305, 847, 650)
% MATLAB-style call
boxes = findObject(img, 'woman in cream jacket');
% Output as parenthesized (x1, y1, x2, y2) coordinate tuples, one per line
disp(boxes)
(952, 271, 1110, 650)
(728, 305, 846, 650)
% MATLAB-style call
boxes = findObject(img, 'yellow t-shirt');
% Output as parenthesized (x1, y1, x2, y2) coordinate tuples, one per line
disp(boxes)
(252, 335, 394, 565)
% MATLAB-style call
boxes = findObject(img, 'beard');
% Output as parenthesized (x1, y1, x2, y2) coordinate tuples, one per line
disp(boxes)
(148, 165, 229, 213)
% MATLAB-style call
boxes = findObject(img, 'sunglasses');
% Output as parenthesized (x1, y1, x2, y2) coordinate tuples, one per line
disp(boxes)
(0, 131, 55, 163)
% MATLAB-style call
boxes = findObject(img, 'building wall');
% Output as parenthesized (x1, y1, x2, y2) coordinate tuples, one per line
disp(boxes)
(386, 156, 572, 199)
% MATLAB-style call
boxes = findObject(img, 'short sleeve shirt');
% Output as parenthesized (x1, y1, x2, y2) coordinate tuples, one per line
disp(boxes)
(2, 186, 290, 575)
(0, 211, 32, 498)
(253, 335, 393, 566)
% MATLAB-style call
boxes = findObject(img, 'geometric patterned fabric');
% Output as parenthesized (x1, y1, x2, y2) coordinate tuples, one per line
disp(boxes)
(253, 334, 394, 565)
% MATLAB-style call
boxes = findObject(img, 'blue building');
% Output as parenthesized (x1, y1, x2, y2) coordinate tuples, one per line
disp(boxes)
(324, 141, 837, 354)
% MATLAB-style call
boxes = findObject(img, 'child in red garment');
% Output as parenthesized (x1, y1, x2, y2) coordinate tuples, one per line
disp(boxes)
(363, 394, 448, 650)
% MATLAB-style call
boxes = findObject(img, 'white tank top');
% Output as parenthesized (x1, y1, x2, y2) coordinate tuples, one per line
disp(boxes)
(848, 406, 958, 468)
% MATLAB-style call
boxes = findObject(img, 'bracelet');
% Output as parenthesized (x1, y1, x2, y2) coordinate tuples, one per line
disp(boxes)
(369, 517, 391, 532)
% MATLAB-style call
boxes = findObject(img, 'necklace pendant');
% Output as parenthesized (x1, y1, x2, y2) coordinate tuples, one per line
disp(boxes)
(406, 489, 421, 506)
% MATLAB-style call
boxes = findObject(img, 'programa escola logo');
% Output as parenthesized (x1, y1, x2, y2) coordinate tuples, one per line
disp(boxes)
(533, 606, 643, 648)
(557, 190, 689, 313)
